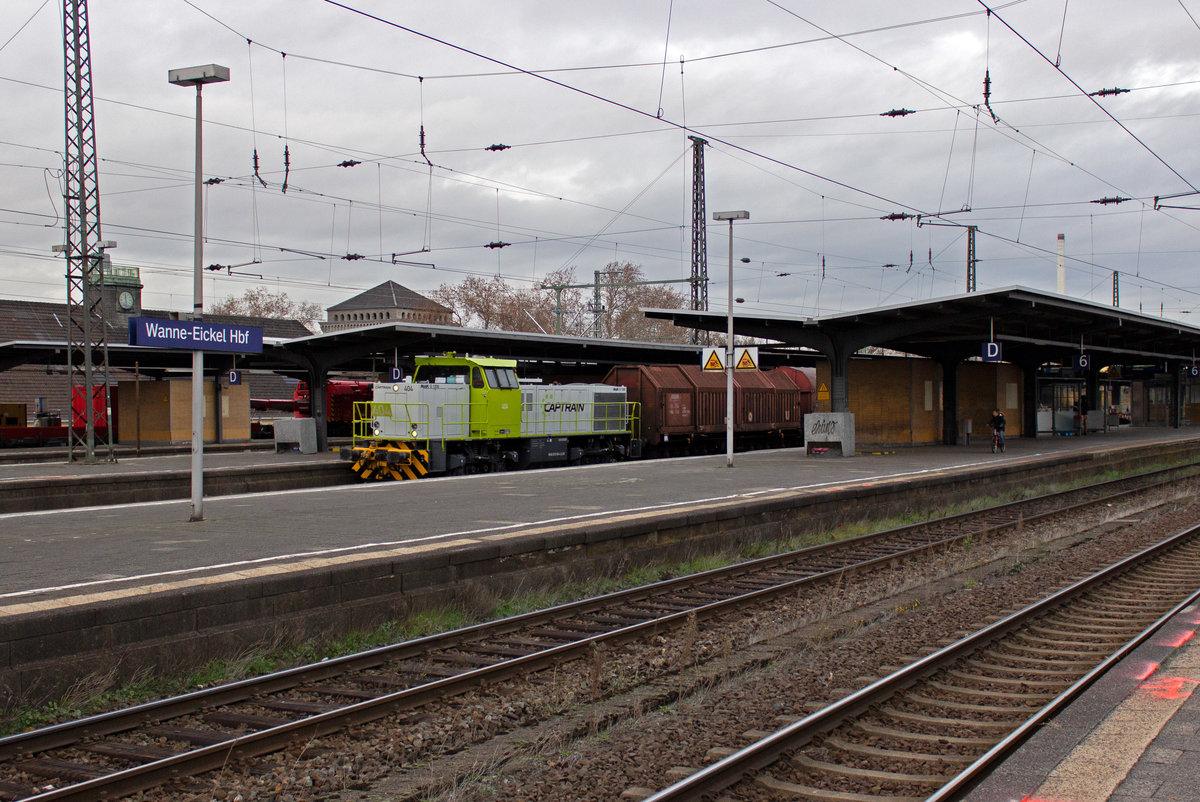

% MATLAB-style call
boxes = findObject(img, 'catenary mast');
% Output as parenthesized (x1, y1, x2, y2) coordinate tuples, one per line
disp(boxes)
(62, 0, 114, 462)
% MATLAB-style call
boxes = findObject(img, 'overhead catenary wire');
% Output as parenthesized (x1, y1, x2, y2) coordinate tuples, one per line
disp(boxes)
(9, 0, 1200, 319)
(979, 0, 1199, 194)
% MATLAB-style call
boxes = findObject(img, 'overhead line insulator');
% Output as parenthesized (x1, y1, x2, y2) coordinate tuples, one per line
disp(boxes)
(1091, 196, 1131, 205)
(880, 212, 915, 221)
(485, 144, 511, 151)
(485, 241, 511, 249)
(1089, 87, 1130, 97)
(338, 159, 362, 168)
(880, 108, 915, 117)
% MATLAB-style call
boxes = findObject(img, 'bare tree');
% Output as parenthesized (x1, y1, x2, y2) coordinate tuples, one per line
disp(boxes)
(210, 287, 323, 332)
(431, 264, 688, 342)
(595, 261, 688, 342)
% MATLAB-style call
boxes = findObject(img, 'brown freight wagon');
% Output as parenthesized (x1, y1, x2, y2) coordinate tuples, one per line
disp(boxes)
(602, 364, 814, 456)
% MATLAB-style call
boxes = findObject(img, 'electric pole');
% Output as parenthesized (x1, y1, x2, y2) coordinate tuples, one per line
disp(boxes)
(62, 0, 114, 463)
(689, 135, 709, 343)
(966, 225, 977, 292)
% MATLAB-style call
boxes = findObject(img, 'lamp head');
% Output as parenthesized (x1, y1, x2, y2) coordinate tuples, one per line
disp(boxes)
(169, 64, 230, 86)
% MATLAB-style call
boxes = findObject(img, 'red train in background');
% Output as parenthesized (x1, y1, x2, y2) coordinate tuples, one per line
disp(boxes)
(0, 386, 112, 447)
(251, 380, 373, 438)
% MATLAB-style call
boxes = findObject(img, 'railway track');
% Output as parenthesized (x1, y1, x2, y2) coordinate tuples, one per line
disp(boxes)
(0, 463, 1195, 801)
(644, 520, 1200, 801)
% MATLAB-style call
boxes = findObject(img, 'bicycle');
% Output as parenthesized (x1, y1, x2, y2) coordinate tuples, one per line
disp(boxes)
(991, 428, 1005, 454)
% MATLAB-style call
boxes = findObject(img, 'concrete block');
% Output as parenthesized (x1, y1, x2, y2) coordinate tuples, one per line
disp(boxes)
(805, 412, 855, 456)
(274, 417, 317, 454)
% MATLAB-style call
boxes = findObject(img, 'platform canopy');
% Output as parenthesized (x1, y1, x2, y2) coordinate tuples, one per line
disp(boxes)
(645, 285, 1200, 371)
(644, 286, 1200, 439)
(0, 320, 702, 377)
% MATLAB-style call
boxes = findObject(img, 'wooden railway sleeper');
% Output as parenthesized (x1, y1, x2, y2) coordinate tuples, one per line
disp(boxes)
(944, 669, 1068, 690)
(852, 721, 994, 748)
(963, 657, 1088, 676)
(821, 735, 980, 765)
(1007, 631, 1129, 649)
(80, 742, 179, 763)
(756, 773, 924, 802)
(296, 685, 382, 701)
(790, 751, 949, 786)
(984, 642, 1109, 660)
(429, 651, 503, 667)
(925, 679, 1058, 702)
(1028, 620, 1132, 636)
(877, 707, 1015, 732)
(900, 692, 1036, 716)
(144, 726, 233, 746)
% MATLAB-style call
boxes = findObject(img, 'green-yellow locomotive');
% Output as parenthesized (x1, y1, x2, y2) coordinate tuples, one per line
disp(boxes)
(345, 353, 640, 480)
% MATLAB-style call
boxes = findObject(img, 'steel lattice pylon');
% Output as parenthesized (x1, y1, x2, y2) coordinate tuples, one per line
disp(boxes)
(63, 0, 113, 462)
(688, 135, 709, 345)
(966, 225, 977, 293)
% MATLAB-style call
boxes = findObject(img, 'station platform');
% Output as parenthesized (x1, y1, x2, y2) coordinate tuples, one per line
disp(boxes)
(0, 426, 1192, 596)
(968, 594, 1200, 801)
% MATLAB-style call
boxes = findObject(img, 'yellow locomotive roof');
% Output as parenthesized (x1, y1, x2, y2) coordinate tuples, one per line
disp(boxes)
(415, 353, 517, 369)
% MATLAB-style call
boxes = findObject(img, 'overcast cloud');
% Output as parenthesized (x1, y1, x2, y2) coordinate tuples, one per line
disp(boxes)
(2, 0, 1199, 327)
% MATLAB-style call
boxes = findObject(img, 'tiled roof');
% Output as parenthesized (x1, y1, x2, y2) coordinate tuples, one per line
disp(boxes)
(0, 299, 311, 343)
(327, 281, 449, 314)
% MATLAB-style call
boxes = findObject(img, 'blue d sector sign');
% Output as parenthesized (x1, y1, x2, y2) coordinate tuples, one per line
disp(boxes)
(128, 317, 263, 354)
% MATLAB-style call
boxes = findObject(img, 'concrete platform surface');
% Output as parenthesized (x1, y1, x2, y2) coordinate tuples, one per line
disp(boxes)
(968, 594, 1200, 801)
(0, 427, 1193, 601)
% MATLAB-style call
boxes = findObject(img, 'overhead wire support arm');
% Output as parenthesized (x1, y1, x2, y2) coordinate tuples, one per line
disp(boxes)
(1153, 190, 1200, 211)
(915, 207, 974, 228)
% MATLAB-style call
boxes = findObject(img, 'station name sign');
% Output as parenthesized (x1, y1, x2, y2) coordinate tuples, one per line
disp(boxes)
(128, 317, 263, 354)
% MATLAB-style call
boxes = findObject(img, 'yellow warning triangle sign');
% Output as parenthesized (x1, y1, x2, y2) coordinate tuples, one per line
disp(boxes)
(735, 350, 757, 370)
(703, 350, 724, 371)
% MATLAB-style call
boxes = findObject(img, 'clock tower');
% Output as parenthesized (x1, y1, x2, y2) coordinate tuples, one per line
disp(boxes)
(97, 256, 142, 319)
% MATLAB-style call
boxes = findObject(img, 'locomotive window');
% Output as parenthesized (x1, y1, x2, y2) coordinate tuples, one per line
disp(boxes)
(484, 368, 519, 389)
(472, 368, 485, 389)
(414, 365, 469, 384)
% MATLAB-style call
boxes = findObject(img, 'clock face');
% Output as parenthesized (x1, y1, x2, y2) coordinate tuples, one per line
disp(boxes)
(118, 291, 134, 310)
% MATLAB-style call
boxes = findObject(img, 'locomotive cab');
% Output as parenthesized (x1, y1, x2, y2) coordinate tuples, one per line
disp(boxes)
(412, 356, 521, 440)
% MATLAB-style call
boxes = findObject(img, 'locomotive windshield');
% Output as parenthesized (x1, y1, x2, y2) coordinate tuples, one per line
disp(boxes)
(413, 363, 519, 389)
(485, 367, 519, 389)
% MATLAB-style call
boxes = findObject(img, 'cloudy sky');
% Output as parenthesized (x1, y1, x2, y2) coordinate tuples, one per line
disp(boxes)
(3, 0, 1200, 327)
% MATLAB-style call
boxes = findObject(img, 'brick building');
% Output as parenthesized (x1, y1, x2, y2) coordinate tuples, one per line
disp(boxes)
(321, 280, 452, 332)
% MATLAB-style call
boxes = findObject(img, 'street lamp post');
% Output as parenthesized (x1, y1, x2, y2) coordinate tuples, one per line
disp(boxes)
(712, 210, 749, 468)
(170, 64, 229, 522)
